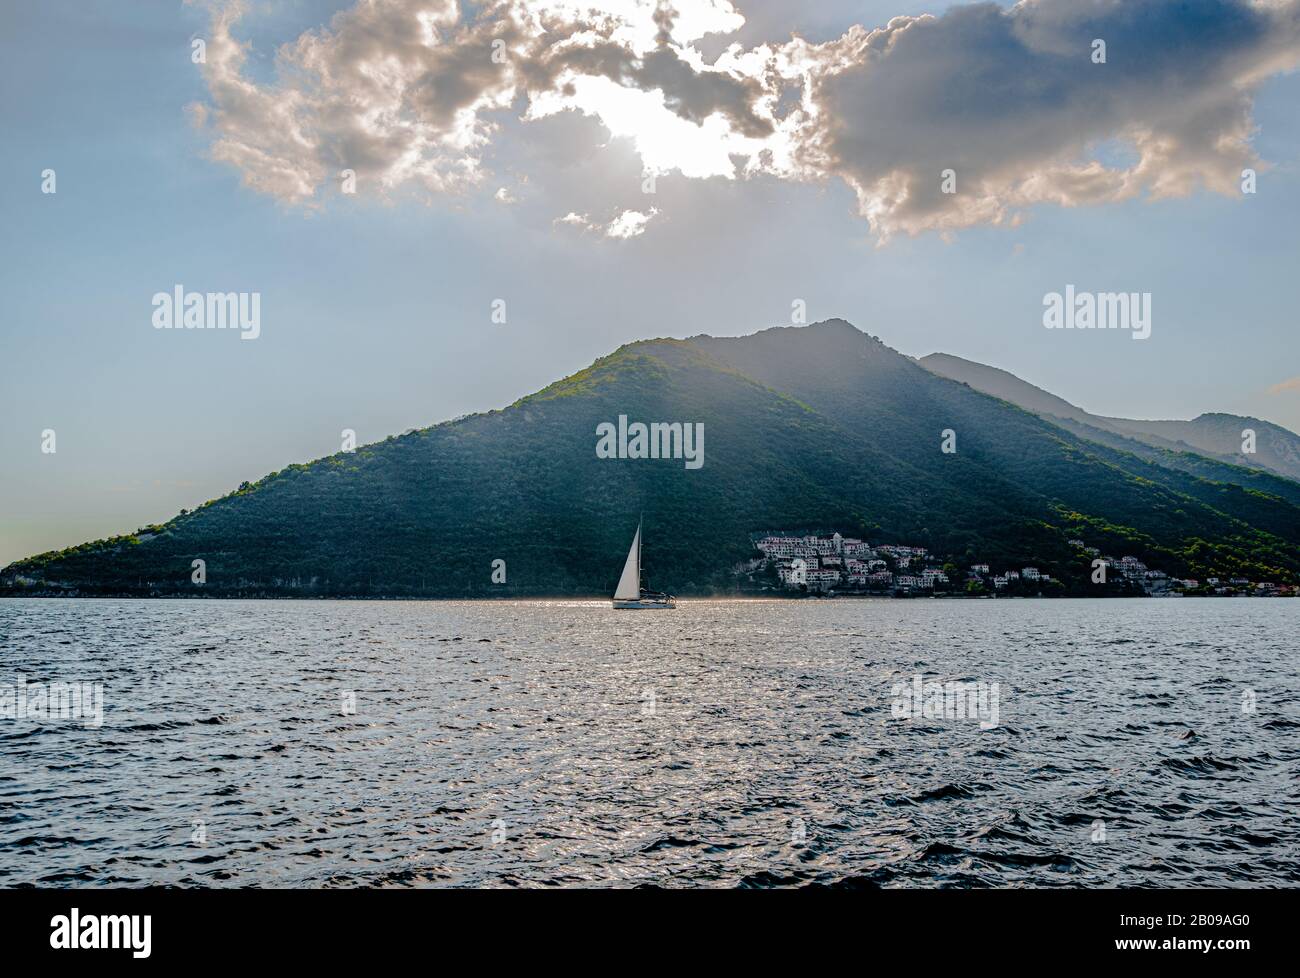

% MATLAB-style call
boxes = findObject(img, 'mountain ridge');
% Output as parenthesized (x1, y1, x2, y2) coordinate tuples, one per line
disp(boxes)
(919, 351, 1300, 482)
(5, 320, 1300, 597)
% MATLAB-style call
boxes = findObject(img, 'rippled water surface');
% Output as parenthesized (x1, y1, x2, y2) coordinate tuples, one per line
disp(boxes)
(2, 597, 1297, 887)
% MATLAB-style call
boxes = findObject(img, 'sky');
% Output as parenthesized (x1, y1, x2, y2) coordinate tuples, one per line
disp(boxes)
(3, 0, 1300, 567)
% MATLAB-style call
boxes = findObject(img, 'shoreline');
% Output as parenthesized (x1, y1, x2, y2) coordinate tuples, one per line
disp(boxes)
(1, 591, 1291, 602)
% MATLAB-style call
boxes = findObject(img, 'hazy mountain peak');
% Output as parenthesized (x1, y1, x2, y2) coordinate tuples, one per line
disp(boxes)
(919, 353, 1300, 483)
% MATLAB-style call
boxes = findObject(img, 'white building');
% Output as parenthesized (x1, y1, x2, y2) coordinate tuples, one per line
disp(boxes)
(1117, 556, 1147, 578)
(777, 565, 805, 585)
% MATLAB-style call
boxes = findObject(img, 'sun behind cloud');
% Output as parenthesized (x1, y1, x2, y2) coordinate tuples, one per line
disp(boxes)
(189, 0, 1300, 239)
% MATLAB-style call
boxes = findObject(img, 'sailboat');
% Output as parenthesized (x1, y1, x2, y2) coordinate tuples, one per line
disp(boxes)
(611, 519, 676, 609)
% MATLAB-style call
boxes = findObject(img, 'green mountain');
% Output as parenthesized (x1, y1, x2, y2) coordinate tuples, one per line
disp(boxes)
(5, 320, 1300, 597)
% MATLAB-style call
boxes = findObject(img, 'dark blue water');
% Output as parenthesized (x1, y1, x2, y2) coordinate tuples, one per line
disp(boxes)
(1, 597, 1296, 887)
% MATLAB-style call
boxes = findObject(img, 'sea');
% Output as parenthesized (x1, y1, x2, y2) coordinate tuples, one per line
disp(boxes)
(1, 597, 1297, 887)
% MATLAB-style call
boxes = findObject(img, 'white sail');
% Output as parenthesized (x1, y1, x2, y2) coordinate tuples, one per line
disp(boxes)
(613, 523, 641, 600)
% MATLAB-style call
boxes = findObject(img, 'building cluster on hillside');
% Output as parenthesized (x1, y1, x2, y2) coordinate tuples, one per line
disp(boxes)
(746, 533, 1296, 597)
(751, 533, 1056, 595)
(1066, 540, 1295, 597)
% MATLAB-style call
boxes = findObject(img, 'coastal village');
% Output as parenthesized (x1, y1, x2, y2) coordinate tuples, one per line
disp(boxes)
(742, 532, 1296, 597)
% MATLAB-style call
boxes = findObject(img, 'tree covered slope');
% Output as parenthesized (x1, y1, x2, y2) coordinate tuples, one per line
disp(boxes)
(5, 321, 1300, 596)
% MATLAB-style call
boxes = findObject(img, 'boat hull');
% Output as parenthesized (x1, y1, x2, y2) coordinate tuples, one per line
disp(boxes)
(612, 599, 676, 610)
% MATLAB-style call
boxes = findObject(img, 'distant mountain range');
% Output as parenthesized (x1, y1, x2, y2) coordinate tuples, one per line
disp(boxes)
(5, 320, 1300, 597)
(919, 352, 1300, 483)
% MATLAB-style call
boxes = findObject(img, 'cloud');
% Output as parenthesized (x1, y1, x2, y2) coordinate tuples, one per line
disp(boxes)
(802, 0, 1300, 238)
(605, 207, 659, 237)
(557, 210, 594, 229)
(1267, 376, 1300, 395)
(555, 206, 659, 237)
(190, 0, 1300, 238)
